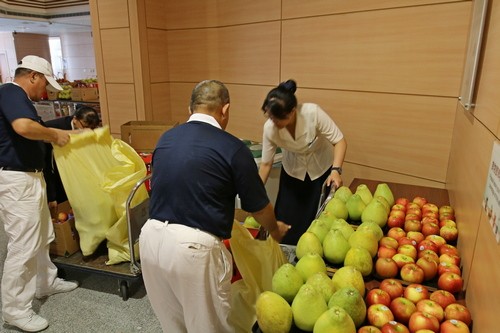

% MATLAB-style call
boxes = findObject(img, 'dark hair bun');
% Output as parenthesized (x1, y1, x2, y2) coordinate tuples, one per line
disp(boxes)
(278, 79, 297, 93)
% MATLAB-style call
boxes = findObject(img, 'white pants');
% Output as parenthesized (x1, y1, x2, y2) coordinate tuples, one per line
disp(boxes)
(139, 219, 233, 333)
(0, 170, 58, 320)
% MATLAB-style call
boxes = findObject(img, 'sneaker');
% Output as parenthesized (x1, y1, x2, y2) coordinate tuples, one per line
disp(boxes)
(3, 312, 49, 332)
(35, 278, 79, 299)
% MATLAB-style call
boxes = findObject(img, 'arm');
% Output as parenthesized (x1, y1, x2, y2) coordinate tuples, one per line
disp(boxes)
(326, 137, 347, 188)
(12, 118, 70, 147)
(258, 161, 273, 184)
(251, 202, 290, 243)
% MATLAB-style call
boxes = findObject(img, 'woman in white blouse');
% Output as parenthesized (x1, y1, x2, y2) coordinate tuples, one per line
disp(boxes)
(259, 79, 347, 245)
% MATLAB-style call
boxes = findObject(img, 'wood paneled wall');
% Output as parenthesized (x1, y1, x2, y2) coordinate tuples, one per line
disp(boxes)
(13, 32, 51, 63)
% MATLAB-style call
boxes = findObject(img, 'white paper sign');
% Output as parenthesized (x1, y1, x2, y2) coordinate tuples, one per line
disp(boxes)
(483, 141, 500, 243)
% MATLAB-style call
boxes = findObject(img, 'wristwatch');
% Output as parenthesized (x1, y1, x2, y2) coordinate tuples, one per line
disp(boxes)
(331, 166, 342, 175)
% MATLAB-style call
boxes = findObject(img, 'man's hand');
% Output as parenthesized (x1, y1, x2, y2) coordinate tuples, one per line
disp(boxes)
(269, 221, 291, 243)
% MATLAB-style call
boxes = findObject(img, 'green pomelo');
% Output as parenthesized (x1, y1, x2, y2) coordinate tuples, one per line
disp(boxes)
(355, 184, 373, 205)
(343, 247, 373, 277)
(333, 186, 353, 203)
(373, 196, 390, 214)
(327, 287, 366, 328)
(373, 183, 395, 207)
(256, 291, 293, 333)
(296, 231, 323, 259)
(331, 266, 365, 297)
(348, 229, 378, 257)
(272, 263, 304, 303)
(356, 221, 384, 241)
(345, 194, 366, 222)
(361, 199, 389, 228)
(307, 219, 330, 243)
(323, 229, 350, 265)
(306, 271, 336, 303)
(324, 197, 348, 220)
(313, 305, 356, 333)
(317, 211, 337, 227)
(292, 284, 328, 332)
(295, 253, 327, 282)
(330, 218, 350, 230)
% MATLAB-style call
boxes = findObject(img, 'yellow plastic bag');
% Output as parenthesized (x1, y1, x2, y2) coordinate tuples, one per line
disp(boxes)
(229, 221, 287, 333)
(53, 126, 148, 264)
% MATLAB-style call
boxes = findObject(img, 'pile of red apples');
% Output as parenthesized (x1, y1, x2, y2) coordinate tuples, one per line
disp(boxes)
(360, 278, 471, 333)
(374, 197, 463, 295)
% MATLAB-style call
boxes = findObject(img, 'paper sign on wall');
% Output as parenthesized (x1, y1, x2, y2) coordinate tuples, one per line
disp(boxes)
(483, 141, 500, 243)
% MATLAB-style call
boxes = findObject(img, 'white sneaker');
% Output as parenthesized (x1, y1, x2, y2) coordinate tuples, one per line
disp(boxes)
(35, 278, 79, 299)
(3, 312, 49, 332)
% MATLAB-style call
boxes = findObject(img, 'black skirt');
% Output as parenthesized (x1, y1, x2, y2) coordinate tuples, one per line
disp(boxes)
(274, 166, 331, 245)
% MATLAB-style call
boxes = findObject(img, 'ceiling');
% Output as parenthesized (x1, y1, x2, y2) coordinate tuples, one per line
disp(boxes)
(0, 16, 91, 36)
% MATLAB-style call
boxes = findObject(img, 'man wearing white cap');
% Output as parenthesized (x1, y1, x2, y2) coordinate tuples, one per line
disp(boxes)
(0, 55, 79, 332)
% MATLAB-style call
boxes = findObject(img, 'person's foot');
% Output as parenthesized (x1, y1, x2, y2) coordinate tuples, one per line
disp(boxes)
(3, 311, 49, 332)
(35, 278, 79, 299)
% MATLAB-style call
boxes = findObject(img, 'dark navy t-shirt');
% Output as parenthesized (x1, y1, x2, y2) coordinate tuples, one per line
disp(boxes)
(149, 120, 269, 239)
(0, 83, 46, 169)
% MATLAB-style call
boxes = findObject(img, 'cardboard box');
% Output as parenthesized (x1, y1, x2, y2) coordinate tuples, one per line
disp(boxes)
(81, 87, 99, 101)
(49, 201, 80, 257)
(121, 121, 178, 152)
(70, 87, 82, 101)
(47, 90, 58, 100)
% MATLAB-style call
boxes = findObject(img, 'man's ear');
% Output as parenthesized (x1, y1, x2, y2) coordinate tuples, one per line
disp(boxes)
(188, 106, 193, 115)
(221, 103, 230, 118)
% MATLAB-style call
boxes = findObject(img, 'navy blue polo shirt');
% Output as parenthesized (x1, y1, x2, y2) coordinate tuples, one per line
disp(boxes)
(0, 83, 46, 169)
(149, 119, 269, 239)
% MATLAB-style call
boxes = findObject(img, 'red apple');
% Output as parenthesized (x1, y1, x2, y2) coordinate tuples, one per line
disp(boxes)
(380, 236, 400, 249)
(421, 223, 440, 237)
(440, 225, 459, 242)
(404, 283, 429, 304)
(416, 299, 444, 322)
(375, 257, 399, 279)
(414, 330, 436, 333)
(439, 212, 455, 222)
(422, 211, 439, 220)
(387, 214, 406, 229)
(437, 272, 463, 294)
(397, 244, 418, 260)
(396, 197, 410, 207)
(404, 219, 422, 233)
(406, 208, 422, 220)
(425, 235, 446, 249)
(439, 244, 459, 257)
(406, 231, 425, 244)
(406, 202, 421, 211)
(358, 325, 383, 333)
(389, 297, 417, 324)
(417, 248, 439, 261)
(444, 304, 472, 326)
(378, 246, 398, 259)
(439, 219, 457, 229)
(416, 256, 438, 281)
(387, 227, 406, 241)
(417, 240, 439, 254)
(398, 237, 417, 248)
(408, 311, 439, 332)
(392, 254, 415, 269)
(429, 290, 456, 310)
(422, 203, 439, 214)
(439, 254, 461, 267)
(412, 196, 428, 208)
(438, 262, 461, 276)
(421, 216, 439, 226)
(367, 304, 395, 328)
(379, 279, 404, 300)
(439, 319, 470, 333)
(381, 320, 410, 333)
(391, 204, 407, 212)
(57, 212, 69, 222)
(400, 264, 425, 284)
(390, 208, 406, 218)
(439, 205, 455, 216)
(366, 288, 392, 307)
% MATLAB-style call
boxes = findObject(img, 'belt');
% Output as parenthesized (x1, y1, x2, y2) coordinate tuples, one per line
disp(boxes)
(1, 166, 43, 173)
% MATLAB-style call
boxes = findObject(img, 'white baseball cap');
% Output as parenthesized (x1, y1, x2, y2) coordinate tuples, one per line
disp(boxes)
(17, 55, 63, 91)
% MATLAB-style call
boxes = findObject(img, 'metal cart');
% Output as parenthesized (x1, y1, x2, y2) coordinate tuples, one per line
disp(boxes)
(51, 174, 151, 301)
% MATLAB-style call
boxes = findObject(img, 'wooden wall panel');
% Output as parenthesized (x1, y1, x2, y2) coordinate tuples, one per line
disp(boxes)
(150, 82, 171, 122)
(465, 212, 500, 332)
(283, 0, 467, 18)
(165, 0, 281, 29)
(13, 33, 50, 62)
(446, 105, 496, 287)
(96, 0, 129, 29)
(145, 0, 167, 29)
(147, 29, 169, 83)
(167, 83, 194, 125)
(106, 83, 137, 133)
(473, 0, 500, 136)
(167, 22, 281, 85)
(296, 89, 456, 182)
(100, 28, 134, 83)
(281, 3, 471, 96)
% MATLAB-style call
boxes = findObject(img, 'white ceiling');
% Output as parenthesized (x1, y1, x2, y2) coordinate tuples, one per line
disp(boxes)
(0, 15, 91, 36)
